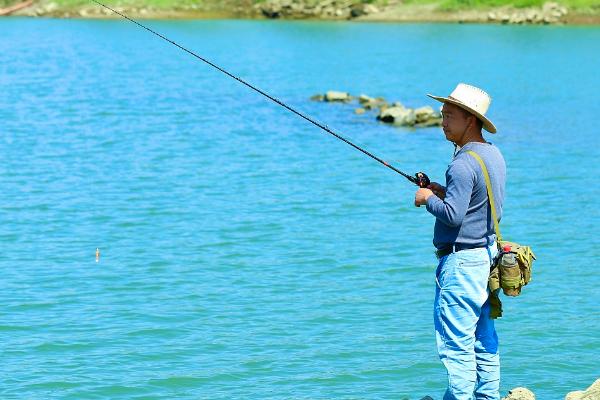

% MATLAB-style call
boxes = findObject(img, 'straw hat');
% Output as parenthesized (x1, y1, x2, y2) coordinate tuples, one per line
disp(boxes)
(427, 83, 497, 133)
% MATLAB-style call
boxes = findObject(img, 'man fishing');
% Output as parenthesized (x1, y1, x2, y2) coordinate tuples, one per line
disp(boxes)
(414, 83, 506, 400)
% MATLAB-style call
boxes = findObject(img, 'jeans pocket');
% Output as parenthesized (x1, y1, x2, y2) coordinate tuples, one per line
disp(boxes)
(457, 253, 485, 268)
(435, 255, 449, 289)
(457, 259, 482, 269)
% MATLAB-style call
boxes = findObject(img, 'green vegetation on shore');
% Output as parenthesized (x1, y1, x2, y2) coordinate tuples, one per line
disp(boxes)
(403, 0, 598, 12)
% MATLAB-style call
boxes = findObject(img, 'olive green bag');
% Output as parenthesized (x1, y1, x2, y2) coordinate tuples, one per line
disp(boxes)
(467, 151, 537, 319)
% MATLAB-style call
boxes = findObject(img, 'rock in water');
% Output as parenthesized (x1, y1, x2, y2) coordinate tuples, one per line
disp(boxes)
(415, 117, 442, 128)
(414, 106, 435, 122)
(566, 391, 587, 400)
(358, 95, 387, 110)
(565, 378, 600, 400)
(358, 94, 375, 104)
(502, 387, 536, 400)
(377, 106, 416, 126)
(377, 106, 403, 123)
(324, 91, 351, 102)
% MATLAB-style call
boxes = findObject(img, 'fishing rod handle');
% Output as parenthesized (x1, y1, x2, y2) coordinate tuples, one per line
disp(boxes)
(415, 172, 431, 188)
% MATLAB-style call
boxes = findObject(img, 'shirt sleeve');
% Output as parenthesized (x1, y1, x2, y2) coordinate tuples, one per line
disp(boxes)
(425, 159, 475, 227)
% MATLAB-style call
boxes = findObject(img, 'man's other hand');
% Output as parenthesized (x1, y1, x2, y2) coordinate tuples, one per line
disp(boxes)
(415, 188, 434, 207)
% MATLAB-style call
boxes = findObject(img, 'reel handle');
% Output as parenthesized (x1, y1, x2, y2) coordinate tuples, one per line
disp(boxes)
(415, 172, 431, 188)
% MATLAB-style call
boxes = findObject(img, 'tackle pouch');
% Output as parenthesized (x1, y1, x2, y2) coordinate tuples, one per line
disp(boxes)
(467, 151, 537, 318)
(495, 240, 536, 297)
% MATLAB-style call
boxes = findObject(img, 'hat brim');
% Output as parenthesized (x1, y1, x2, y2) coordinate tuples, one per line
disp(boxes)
(427, 94, 497, 133)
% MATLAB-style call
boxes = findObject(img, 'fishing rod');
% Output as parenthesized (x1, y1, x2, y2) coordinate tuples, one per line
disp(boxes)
(90, 0, 430, 188)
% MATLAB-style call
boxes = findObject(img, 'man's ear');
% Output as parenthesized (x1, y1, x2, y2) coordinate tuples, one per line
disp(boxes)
(467, 114, 477, 129)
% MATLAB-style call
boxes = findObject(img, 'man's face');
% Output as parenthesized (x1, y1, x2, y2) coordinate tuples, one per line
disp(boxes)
(441, 103, 471, 144)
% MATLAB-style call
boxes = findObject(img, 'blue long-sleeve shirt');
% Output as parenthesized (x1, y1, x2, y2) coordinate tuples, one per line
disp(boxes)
(426, 142, 506, 250)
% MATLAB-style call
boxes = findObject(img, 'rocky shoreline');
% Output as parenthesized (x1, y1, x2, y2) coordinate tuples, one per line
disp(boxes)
(2, 0, 599, 25)
(413, 378, 600, 400)
(257, 0, 574, 25)
(501, 378, 600, 400)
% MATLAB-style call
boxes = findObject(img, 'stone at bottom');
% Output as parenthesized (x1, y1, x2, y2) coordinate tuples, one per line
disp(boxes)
(502, 387, 536, 400)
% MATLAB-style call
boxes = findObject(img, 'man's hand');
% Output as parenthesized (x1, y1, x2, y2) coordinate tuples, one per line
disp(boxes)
(415, 188, 434, 207)
(428, 182, 446, 200)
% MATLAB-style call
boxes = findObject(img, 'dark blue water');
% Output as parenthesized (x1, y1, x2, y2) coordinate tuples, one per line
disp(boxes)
(1, 18, 599, 399)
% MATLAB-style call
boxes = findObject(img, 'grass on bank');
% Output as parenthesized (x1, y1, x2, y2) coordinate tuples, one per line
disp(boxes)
(402, 0, 599, 11)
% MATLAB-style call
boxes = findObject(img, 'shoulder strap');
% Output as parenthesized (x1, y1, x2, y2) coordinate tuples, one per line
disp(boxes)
(466, 150, 502, 243)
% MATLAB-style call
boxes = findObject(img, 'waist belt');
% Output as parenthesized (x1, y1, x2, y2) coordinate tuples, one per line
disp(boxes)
(435, 244, 485, 259)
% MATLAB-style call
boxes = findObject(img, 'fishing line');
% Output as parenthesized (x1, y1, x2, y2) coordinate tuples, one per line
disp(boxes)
(90, 0, 430, 187)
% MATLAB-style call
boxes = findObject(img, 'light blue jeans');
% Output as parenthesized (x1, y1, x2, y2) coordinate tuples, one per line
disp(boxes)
(434, 243, 500, 400)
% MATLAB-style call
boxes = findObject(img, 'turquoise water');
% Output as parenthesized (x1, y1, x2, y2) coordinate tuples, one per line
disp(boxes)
(1, 18, 599, 399)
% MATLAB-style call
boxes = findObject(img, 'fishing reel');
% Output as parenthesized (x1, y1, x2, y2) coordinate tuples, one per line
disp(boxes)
(413, 172, 431, 188)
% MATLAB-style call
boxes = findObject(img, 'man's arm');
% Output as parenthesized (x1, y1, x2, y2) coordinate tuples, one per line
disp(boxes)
(424, 160, 474, 227)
